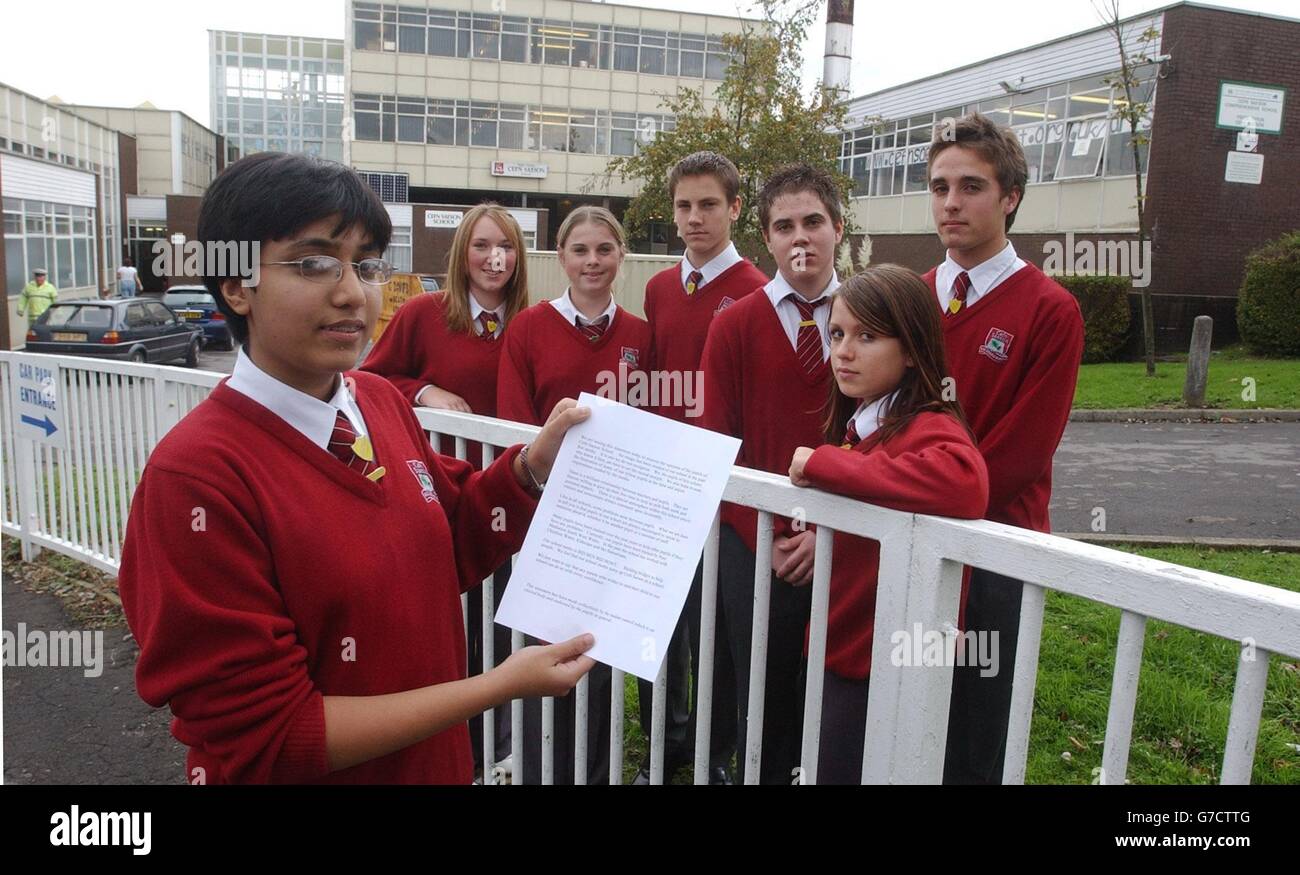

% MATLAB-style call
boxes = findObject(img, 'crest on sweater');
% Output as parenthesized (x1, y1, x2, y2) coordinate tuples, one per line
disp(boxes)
(978, 328, 1014, 363)
(406, 460, 439, 503)
(714, 296, 737, 315)
(620, 347, 640, 367)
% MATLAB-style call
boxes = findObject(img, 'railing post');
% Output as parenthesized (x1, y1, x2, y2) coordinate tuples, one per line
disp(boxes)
(14, 436, 42, 561)
(862, 517, 963, 783)
(151, 372, 181, 440)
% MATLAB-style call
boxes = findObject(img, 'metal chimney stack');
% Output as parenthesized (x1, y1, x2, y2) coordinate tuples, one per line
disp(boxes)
(823, 0, 854, 98)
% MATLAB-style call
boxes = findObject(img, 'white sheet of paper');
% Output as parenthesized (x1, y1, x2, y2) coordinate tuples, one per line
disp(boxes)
(496, 392, 741, 681)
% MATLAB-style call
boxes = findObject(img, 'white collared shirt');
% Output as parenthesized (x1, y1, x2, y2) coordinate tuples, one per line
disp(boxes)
(847, 390, 898, 444)
(935, 241, 1026, 313)
(550, 287, 617, 329)
(679, 242, 743, 292)
(226, 348, 369, 449)
(469, 295, 504, 339)
(764, 270, 840, 360)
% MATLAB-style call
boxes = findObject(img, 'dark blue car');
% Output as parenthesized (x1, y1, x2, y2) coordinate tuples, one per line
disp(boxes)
(163, 286, 235, 350)
(25, 299, 203, 366)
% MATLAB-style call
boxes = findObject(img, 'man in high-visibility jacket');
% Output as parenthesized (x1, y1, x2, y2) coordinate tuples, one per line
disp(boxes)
(18, 268, 59, 320)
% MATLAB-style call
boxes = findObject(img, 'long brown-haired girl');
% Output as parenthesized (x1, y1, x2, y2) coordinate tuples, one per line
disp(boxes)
(787, 264, 989, 784)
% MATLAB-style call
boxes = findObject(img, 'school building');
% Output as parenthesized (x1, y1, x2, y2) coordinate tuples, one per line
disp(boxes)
(838, 2, 1299, 349)
(343, 0, 757, 263)
(0, 84, 227, 348)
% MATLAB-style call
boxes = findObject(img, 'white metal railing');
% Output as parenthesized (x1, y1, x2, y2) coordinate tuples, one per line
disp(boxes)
(3, 350, 1299, 785)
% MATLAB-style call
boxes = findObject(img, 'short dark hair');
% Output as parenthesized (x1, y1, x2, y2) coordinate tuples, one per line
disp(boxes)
(197, 152, 392, 347)
(668, 151, 741, 203)
(757, 162, 844, 235)
(927, 112, 1029, 231)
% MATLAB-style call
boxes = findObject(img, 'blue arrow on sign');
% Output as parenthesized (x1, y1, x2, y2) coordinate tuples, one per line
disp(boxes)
(21, 414, 58, 437)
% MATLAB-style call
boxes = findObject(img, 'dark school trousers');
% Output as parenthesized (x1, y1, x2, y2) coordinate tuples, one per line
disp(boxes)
(943, 567, 1023, 785)
(718, 523, 811, 785)
(814, 669, 871, 785)
(636, 560, 738, 774)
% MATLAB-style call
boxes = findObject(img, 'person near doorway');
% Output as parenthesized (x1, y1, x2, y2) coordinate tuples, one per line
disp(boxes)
(18, 268, 58, 321)
(117, 257, 142, 297)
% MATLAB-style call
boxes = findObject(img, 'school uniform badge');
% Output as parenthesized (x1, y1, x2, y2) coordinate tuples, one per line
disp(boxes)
(405, 460, 439, 503)
(978, 328, 1014, 363)
(620, 347, 639, 367)
(714, 296, 736, 315)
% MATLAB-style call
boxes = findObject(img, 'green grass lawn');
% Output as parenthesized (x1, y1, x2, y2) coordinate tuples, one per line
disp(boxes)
(1074, 345, 1300, 409)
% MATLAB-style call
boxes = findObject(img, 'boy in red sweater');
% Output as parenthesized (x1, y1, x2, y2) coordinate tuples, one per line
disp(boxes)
(118, 152, 594, 784)
(701, 162, 844, 783)
(925, 114, 1085, 784)
(638, 151, 767, 785)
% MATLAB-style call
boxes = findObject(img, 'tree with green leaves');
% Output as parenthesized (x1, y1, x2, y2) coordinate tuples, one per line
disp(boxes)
(1096, 0, 1164, 376)
(592, 0, 860, 260)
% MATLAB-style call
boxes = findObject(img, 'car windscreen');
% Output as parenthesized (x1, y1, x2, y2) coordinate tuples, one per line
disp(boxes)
(40, 305, 114, 328)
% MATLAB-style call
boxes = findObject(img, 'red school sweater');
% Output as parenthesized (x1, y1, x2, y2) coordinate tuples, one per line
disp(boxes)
(359, 292, 503, 464)
(496, 299, 653, 427)
(925, 263, 1083, 533)
(800, 412, 989, 680)
(642, 258, 768, 422)
(117, 371, 537, 784)
(701, 290, 833, 554)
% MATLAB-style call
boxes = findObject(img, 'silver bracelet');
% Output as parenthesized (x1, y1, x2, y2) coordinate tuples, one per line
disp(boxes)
(518, 445, 546, 493)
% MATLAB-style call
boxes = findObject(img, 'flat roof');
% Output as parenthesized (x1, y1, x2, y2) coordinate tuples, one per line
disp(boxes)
(57, 103, 218, 138)
(844, 1, 1300, 104)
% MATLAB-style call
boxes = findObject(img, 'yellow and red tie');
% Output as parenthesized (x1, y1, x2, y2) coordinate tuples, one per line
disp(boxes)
(328, 410, 385, 481)
(685, 269, 704, 296)
(477, 309, 500, 340)
(787, 294, 829, 379)
(841, 417, 861, 449)
(947, 271, 971, 316)
(577, 314, 610, 342)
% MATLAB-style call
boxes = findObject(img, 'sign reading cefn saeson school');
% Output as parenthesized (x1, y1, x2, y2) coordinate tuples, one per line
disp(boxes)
(1216, 81, 1286, 134)
(11, 356, 65, 449)
(425, 210, 464, 229)
(491, 161, 548, 179)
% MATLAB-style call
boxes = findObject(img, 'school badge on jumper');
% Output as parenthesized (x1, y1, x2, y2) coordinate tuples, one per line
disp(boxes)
(405, 460, 439, 503)
(621, 347, 640, 367)
(714, 296, 736, 315)
(978, 328, 1014, 363)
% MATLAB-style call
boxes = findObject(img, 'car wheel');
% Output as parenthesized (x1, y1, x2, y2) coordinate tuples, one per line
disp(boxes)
(185, 337, 201, 368)
(220, 334, 235, 351)
(130, 348, 147, 364)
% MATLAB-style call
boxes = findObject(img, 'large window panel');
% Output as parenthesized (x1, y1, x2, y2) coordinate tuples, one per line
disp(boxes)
(614, 29, 639, 71)
(399, 11, 427, 54)
(499, 105, 526, 149)
(429, 13, 457, 56)
(470, 103, 497, 147)
(569, 112, 597, 153)
(1056, 118, 1108, 178)
(639, 30, 665, 75)
(501, 16, 528, 62)
(472, 14, 500, 60)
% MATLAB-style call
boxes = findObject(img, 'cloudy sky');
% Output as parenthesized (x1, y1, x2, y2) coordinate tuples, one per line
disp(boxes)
(0, 0, 1294, 126)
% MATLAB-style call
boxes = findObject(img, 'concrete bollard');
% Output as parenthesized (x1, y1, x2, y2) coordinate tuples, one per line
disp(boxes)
(1182, 315, 1213, 407)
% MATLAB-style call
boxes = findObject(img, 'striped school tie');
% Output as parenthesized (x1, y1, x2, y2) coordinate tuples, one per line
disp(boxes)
(786, 294, 828, 378)
(685, 269, 704, 296)
(477, 309, 501, 340)
(841, 418, 860, 449)
(327, 410, 385, 481)
(947, 271, 972, 316)
(577, 314, 610, 342)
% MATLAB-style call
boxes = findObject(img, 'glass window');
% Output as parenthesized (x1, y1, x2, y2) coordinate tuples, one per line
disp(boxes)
(5, 238, 24, 296)
(499, 105, 525, 149)
(680, 35, 704, 77)
(904, 146, 929, 192)
(472, 14, 500, 59)
(640, 30, 665, 75)
(1056, 118, 1107, 178)
(705, 36, 728, 79)
(398, 114, 424, 143)
(569, 112, 597, 153)
(501, 16, 528, 62)
(613, 29, 638, 71)
(1069, 89, 1112, 118)
(470, 103, 497, 147)
(1104, 117, 1150, 177)
(572, 25, 598, 68)
(55, 239, 73, 287)
(74, 237, 90, 288)
(242, 35, 264, 54)
(399, 13, 426, 54)
(429, 14, 457, 56)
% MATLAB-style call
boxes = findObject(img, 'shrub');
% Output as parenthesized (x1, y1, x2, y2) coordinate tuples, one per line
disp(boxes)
(1055, 274, 1132, 363)
(1237, 231, 1300, 356)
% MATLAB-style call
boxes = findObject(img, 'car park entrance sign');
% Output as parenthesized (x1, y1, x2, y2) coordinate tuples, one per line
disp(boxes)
(11, 355, 66, 449)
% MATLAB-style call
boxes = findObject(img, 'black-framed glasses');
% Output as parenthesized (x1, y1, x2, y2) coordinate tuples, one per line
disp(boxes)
(262, 255, 394, 286)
